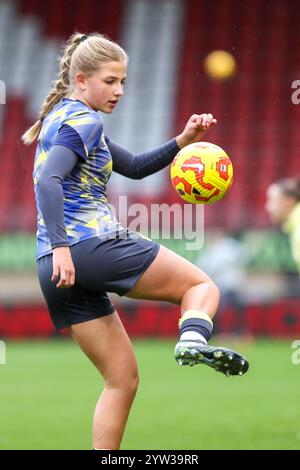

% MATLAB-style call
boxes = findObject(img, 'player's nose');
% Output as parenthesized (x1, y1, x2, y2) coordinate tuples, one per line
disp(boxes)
(114, 84, 124, 97)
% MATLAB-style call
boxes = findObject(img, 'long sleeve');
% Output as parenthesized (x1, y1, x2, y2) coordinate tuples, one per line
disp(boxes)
(107, 137, 180, 180)
(37, 145, 79, 248)
(53, 124, 180, 180)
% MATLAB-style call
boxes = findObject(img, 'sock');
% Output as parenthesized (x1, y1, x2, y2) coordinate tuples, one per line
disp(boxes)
(180, 331, 208, 343)
(179, 309, 213, 343)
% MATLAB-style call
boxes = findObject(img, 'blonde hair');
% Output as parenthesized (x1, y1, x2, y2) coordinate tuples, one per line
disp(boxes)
(22, 32, 128, 145)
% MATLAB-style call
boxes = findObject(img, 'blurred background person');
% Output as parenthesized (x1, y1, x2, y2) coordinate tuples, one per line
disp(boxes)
(266, 177, 300, 275)
(194, 230, 253, 338)
(195, 230, 249, 307)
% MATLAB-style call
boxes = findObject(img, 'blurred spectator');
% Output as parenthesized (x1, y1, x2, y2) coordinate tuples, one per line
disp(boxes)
(265, 178, 300, 275)
(195, 230, 249, 305)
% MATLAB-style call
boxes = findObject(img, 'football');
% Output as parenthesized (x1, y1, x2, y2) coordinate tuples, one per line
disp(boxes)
(170, 142, 233, 204)
(203, 50, 237, 81)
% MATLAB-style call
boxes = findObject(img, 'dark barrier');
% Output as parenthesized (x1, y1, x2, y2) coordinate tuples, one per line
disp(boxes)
(0, 299, 299, 338)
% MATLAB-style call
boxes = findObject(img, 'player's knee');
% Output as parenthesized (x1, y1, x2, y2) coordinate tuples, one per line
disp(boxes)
(121, 373, 139, 399)
(186, 270, 220, 297)
(123, 369, 139, 396)
(198, 275, 220, 304)
(207, 278, 220, 302)
(105, 365, 139, 397)
(169, 273, 219, 305)
(186, 271, 220, 305)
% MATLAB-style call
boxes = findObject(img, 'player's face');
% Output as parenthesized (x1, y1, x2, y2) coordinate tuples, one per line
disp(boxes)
(265, 184, 295, 224)
(78, 61, 127, 113)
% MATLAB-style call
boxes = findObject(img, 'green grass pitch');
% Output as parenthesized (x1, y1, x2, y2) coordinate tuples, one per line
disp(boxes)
(0, 338, 299, 449)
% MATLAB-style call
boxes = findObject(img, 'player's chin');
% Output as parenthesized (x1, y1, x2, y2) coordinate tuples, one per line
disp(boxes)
(101, 103, 118, 114)
(101, 107, 114, 114)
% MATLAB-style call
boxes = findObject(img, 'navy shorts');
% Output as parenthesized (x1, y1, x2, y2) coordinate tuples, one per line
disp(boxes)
(37, 231, 160, 330)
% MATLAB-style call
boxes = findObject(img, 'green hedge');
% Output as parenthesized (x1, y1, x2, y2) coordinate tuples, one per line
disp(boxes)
(0, 230, 297, 273)
(0, 234, 37, 271)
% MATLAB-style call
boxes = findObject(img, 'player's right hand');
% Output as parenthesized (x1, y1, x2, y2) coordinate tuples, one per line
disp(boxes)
(51, 246, 76, 288)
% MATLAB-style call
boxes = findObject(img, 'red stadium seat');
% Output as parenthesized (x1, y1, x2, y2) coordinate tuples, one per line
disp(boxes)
(174, 0, 300, 229)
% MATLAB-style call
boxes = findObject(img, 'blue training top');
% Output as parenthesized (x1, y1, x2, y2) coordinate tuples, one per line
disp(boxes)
(34, 98, 122, 259)
(33, 98, 180, 260)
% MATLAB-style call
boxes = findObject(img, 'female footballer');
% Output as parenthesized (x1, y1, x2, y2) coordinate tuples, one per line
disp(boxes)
(22, 33, 249, 450)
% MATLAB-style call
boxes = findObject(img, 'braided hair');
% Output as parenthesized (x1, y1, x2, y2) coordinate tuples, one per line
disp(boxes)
(22, 32, 127, 145)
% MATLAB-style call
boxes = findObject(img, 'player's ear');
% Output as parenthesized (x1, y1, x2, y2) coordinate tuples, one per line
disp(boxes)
(76, 72, 88, 91)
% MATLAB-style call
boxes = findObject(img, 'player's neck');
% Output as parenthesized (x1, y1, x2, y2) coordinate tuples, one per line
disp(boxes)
(67, 93, 95, 111)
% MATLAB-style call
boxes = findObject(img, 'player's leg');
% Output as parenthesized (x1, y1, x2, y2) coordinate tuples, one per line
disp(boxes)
(126, 244, 249, 376)
(68, 312, 138, 450)
(126, 244, 219, 313)
(38, 251, 138, 449)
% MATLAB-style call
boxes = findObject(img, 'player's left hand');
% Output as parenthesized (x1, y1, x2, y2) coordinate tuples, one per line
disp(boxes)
(176, 113, 217, 149)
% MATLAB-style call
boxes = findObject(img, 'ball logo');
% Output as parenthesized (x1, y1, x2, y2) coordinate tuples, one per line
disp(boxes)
(181, 162, 204, 172)
(216, 158, 230, 181)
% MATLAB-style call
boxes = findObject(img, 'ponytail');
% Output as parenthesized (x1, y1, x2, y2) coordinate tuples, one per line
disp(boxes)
(22, 32, 86, 145)
(22, 31, 127, 145)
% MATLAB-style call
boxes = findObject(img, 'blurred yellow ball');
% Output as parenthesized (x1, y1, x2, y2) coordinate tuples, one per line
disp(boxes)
(204, 50, 237, 81)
